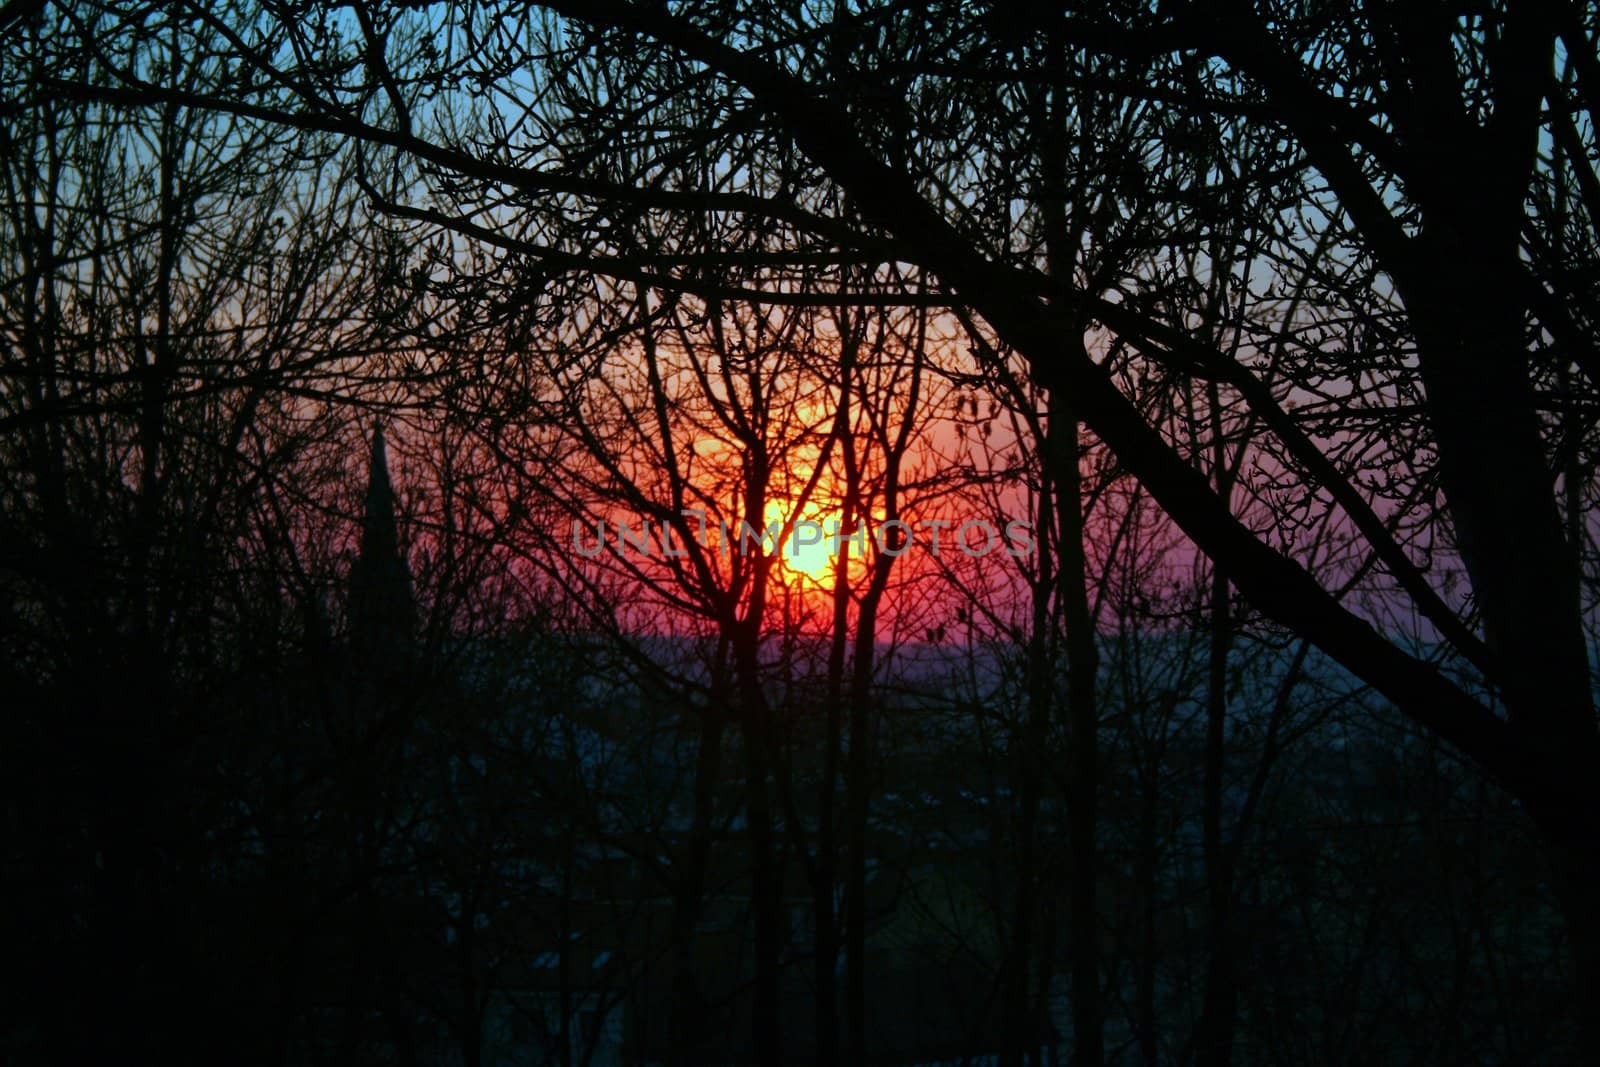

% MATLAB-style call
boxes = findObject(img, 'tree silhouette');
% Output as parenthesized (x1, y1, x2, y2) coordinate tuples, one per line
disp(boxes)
(11, 0, 1600, 1062)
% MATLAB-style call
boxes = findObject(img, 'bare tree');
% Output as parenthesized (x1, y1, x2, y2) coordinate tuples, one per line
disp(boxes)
(24, 0, 1600, 1059)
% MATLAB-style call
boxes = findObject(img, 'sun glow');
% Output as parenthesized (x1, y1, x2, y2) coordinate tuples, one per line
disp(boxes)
(764, 499, 838, 582)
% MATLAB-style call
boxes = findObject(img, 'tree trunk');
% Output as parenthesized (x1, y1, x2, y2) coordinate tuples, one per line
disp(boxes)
(1003, 457, 1057, 1067)
(1194, 381, 1239, 1067)
(1134, 768, 1161, 1067)
(845, 556, 896, 1064)
(1054, 403, 1103, 1067)
(812, 551, 851, 1065)
(843, 641, 873, 1065)
(1407, 226, 1600, 1058)
(1539, 811, 1600, 1065)
(669, 705, 726, 1065)
(733, 625, 782, 1067)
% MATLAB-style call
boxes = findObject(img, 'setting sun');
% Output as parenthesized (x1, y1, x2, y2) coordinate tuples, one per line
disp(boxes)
(765, 499, 837, 582)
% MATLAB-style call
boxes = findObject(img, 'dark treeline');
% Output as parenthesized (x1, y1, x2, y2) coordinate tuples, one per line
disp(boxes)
(3, 2, 1598, 1064)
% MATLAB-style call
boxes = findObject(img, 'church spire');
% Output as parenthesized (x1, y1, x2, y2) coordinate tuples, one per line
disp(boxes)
(349, 420, 415, 659)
